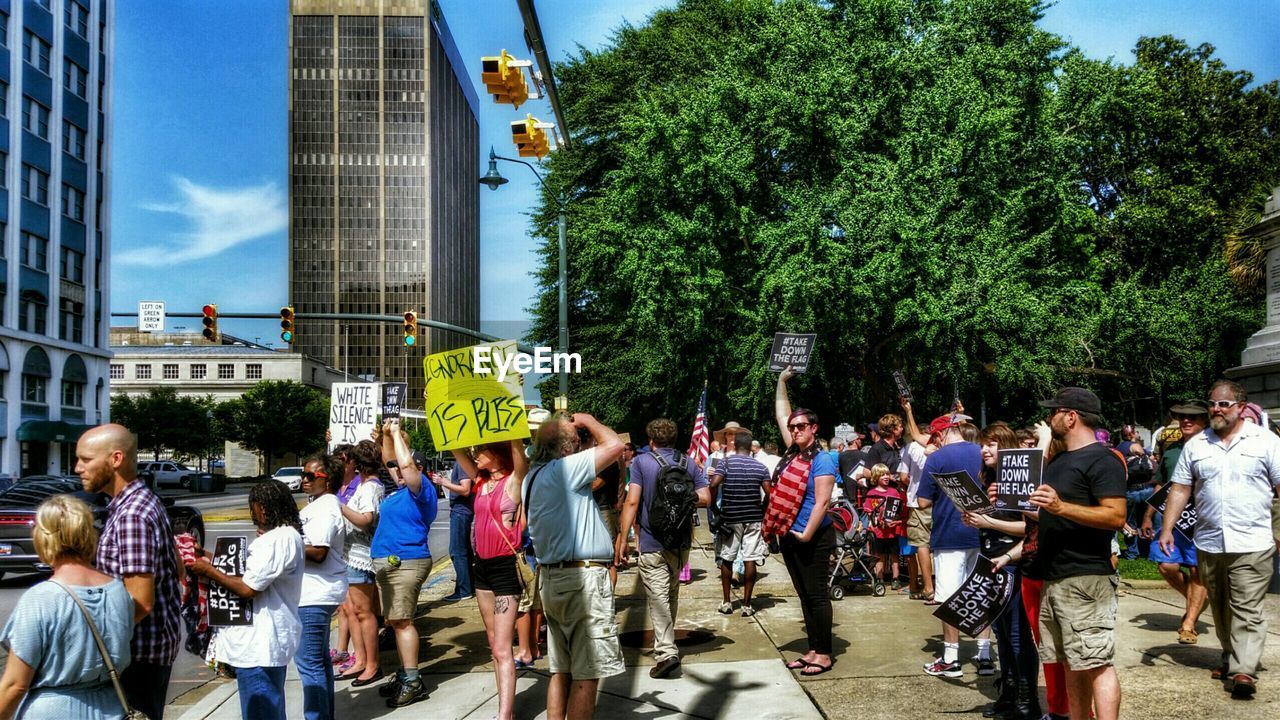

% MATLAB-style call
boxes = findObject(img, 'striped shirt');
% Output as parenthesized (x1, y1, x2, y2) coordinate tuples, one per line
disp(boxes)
(96, 479, 182, 665)
(712, 454, 771, 524)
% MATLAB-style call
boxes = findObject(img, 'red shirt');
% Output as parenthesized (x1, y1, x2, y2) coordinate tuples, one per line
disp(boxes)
(863, 485, 905, 539)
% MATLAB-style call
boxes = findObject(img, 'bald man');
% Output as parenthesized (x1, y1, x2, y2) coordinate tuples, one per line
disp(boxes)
(77, 424, 183, 719)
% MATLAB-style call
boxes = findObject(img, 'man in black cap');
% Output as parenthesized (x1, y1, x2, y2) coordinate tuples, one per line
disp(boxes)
(1026, 387, 1127, 720)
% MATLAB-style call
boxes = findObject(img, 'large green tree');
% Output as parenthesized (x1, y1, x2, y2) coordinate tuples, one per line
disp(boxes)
(110, 389, 222, 462)
(526, 0, 1280, 437)
(220, 381, 329, 472)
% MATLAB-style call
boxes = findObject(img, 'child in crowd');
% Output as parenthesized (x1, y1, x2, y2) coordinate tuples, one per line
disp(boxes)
(862, 464, 905, 590)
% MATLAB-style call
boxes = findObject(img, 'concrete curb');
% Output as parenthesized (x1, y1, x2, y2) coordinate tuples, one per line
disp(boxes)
(173, 679, 237, 720)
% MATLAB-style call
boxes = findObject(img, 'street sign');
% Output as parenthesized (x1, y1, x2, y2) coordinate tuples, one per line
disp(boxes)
(138, 301, 165, 333)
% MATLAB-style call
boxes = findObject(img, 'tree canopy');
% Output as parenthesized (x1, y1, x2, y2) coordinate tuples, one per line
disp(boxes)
(525, 0, 1280, 438)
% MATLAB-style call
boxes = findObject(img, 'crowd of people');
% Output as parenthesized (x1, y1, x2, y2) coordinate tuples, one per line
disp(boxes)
(0, 375, 1277, 719)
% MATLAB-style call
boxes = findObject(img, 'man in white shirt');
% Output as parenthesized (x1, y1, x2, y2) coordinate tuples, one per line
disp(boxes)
(898, 398, 936, 600)
(1162, 380, 1280, 699)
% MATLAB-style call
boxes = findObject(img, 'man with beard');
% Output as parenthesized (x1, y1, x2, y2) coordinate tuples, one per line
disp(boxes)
(1027, 388, 1127, 720)
(1162, 380, 1280, 698)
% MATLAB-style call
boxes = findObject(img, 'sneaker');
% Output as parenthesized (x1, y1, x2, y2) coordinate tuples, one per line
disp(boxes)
(923, 659, 963, 678)
(377, 676, 403, 698)
(717, 602, 733, 614)
(976, 657, 996, 676)
(891, 578, 905, 591)
(741, 605, 756, 617)
(442, 593, 473, 602)
(649, 656, 681, 679)
(386, 678, 426, 707)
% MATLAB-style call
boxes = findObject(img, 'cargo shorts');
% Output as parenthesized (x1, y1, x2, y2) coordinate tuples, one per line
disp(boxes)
(540, 565, 624, 680)
(1038, 574, 1119, 670)
(907, 507, 932, 547)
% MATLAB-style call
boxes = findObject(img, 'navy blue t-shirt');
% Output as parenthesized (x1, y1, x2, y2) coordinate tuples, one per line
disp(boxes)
(918, 442, 982, 551)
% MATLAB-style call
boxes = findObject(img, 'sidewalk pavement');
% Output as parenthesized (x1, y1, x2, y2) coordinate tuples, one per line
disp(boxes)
(171, 528, 1280, 719)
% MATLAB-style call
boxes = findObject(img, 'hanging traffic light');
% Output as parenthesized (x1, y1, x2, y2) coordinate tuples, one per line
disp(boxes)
(201, 304, 219, 342)
(280, 306, 295, 344)
(403, 311, 418, 347)
(480, 50, 530, 109)
(511, 115, 551, 159)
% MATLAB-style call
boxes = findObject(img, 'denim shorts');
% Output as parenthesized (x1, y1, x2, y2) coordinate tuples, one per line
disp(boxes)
(346, 566, 376, 585)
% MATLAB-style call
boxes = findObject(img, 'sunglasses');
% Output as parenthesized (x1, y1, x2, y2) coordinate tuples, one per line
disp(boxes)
(1049, 407, 1074, 417)
(1174, 414, 1205, 422)
(301, 471, 329, 482)
(787, 422, 814, 432)
(1205, 400, 1239, 410)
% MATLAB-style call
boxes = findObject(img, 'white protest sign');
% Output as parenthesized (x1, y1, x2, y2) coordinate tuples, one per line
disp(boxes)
(139, 301, 165, 333)
(329, 383, 378, 450)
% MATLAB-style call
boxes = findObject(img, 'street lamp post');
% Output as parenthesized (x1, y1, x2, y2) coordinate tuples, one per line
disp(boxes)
(480, 147, 569, 408)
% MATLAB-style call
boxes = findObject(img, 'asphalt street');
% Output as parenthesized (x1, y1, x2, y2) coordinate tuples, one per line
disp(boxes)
(0, 489, 453, 706)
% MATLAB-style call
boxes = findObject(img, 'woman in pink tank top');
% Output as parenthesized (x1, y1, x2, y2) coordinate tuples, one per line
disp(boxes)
(451, 439, 527, 720)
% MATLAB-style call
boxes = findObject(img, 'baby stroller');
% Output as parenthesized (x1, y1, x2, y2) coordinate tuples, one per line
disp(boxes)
(825, 498, 885, 599)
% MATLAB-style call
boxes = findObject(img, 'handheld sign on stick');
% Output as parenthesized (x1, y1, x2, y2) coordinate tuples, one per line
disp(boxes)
(931, 470, 995, 514)
(208, 537, 252, 627)
(932, 555, 1016, 636)
(892, 370, 913, 402)
(1146, 484, 1197, 539)
(768, 333, 817, 373)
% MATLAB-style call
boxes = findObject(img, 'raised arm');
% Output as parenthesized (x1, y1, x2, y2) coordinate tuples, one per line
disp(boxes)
(507, 439, 529, 505)
(575, 413, 624, 475)
(387, 420, 421, 494)
(451, 447, 480, 480)
(899, 397, 930, 447)
(775, 367, 796, 447)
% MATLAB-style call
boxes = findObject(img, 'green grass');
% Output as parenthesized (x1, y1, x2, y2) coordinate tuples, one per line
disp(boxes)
(1117, 557, 1164, 581)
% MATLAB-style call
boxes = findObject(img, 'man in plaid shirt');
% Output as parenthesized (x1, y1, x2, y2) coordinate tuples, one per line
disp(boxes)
(77, 424, 183, 720)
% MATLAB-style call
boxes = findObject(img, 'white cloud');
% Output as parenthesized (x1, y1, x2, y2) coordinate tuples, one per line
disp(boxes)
(116, 176, 286, 266)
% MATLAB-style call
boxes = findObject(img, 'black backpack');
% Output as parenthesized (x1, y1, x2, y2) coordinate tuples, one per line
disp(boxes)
(647, 451, 698, 551)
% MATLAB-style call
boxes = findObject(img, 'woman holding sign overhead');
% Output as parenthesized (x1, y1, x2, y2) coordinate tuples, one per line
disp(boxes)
(970, 424, 1038, 720)
(769, 367, 838, 676)
(451, 439, 528, 720)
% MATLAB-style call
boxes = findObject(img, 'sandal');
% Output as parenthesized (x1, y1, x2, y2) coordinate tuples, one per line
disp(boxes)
(1177, 628, 1198, 644)
(922, 594, 940, 606)
(801, 661, 833, 676)
(786, 658, 811, 670)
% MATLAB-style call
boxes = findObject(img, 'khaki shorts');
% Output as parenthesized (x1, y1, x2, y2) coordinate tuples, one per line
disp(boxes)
(518, 566, 542, 613)
(540, 566, 624, 680)
(372, 557, 432, 621)
(1039, 574, 1119, 670)
(599, 506, 620, 539)
(907, 507, 932, 547)
(718, 522, 768, 563)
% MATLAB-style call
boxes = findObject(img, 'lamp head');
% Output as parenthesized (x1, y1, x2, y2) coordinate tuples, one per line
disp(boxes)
(479, 147, 509, 191)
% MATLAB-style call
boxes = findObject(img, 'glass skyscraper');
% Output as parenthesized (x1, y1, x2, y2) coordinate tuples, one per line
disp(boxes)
(289, 0, 480, 407)
(0, 0, 111, 478)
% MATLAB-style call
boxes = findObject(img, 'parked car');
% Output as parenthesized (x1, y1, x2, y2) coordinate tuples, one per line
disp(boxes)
(0, 477, 205, 579)
(137, 461, 214, 490)
(271, 466, 305, 491)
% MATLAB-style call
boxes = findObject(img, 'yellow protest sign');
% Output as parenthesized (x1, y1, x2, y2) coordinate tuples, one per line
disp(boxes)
(423, 341, 529, 450)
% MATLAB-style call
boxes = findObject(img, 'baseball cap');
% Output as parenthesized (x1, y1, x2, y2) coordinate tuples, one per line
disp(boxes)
(928, 415, 959, 435)
(1169, 399, 1209, 417)
(411, 451, 427, 468)
(1038, 387, 1102, 415)
(866, 422, 880, 434)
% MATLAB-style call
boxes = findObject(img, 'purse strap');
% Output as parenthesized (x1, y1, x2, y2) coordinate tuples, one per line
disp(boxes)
(485, 474, 524, 558)
(49, 580, 137, 716)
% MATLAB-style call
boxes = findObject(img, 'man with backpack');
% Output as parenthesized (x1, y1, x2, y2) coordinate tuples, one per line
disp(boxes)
(614, 417, 711, 679)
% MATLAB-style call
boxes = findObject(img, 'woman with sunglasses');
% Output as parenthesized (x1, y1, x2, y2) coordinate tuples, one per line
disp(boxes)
(296, 453, 348, 720)
(451, 439, 529, 720)
(772, 367, 838, 676)
(334, 444, 384, 685)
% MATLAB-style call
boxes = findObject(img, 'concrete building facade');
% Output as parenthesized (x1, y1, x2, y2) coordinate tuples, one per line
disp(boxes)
(288, 0, 480, 408)
(0, 0, 112, 479)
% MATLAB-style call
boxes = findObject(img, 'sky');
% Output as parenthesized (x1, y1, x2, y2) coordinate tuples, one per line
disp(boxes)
(111, 0, 1280, 347)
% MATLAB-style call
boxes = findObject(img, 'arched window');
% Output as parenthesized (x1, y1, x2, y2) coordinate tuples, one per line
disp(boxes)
(21, 346, 52, 419)
(62, 354, 87, 421)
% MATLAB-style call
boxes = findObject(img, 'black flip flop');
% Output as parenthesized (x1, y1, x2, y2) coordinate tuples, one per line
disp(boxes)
(786, 658, 811, 670)
(801, 661, 833, 676)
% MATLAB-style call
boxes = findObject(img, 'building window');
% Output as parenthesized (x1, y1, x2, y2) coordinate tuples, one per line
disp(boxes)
(22, 233, 48, 271)
(23, 97, 50, 139)
(35, 0, 51, 11)
(109, 364, 124, 379)
(0, 12, 8, 48)
(190, 364, 207, 379)
(23, 32, 51, 75)
(59, 299, 84, 343)
(19, 293, 48, 335)
(64, 61, 88, 99)
(62, 381, 84, 408)
(22, 375, 46, 404)
(246, 364, 263, 380)
(0, 151, 6, 188)
(62, 185, 85, 222)
(218, 364, 235, 380)
(22, 165, 50, 205)
(60, 247, 85, 284)
(163, 364, 179, 379)
(65, 1, 89, 38)
(0, 81, 7, 118)
(63, 121, 87, 160)
(135, 364, 151, 380)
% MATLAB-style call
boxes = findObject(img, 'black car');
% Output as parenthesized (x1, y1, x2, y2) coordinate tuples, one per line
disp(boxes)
(0, 476, 205, 579)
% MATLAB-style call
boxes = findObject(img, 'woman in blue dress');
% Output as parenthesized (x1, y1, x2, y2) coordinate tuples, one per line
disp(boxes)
(0, 495, 134, 719)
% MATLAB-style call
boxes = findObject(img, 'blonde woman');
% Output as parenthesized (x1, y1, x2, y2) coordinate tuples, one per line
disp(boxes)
(0, 496, 134, 719)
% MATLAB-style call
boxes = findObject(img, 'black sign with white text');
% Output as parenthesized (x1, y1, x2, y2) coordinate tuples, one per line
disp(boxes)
(932, 470, 995, 514)
(769, 333, 817, 373)
(933, 555, 1017, 636)
(1146, 483, 1197, 538)
(892, 370, 913, 402)
(208, 536, 252, 627)
(381, 382, 407, 420)
(995, 448, 1042, 512)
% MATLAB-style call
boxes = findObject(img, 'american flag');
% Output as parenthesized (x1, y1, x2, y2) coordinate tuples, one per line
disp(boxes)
(687, 385, 709, 467)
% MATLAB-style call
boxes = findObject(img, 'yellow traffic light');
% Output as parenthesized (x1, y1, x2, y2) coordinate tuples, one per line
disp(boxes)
(511, 115, 550, 159)
(280, 306, 295, 344)
(480, 50, 529, 109)
(403, 311, 418, 347)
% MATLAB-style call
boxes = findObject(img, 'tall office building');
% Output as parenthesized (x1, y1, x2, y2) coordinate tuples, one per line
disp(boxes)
(0, 0, 112, 478)
(289, 0, 480, 406)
